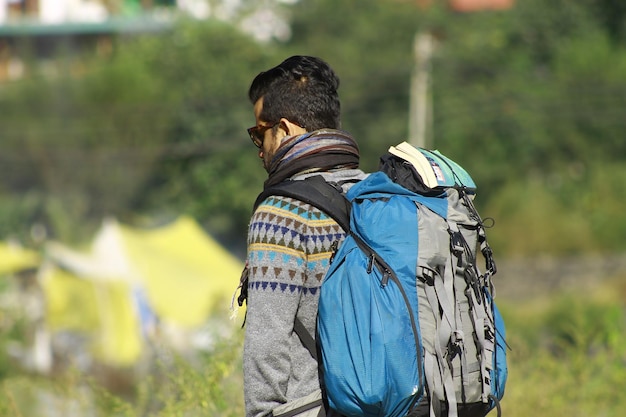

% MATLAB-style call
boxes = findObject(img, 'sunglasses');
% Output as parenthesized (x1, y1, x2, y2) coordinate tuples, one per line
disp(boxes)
(247, 122, 280, 148)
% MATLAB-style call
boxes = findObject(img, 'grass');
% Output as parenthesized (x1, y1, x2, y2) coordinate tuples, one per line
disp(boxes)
(499, 276, 626, 417)
(0, 277, 625, 416)
(0, 330, 245, 417)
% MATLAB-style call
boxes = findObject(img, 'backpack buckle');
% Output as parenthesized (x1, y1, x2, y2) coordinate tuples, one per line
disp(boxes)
(447, 330, 465, 360)
(482, 244, 497, 275)
(450, 230, 465, 256)
(418, 266, 436, 286)
(452, 330, 465, 346)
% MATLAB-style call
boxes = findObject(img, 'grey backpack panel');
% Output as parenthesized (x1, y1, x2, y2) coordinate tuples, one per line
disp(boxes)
(416, 188, 498, 417)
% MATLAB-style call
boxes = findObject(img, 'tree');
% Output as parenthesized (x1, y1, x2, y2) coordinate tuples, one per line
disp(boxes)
(0, 19, 275, 248)
(126, 20, 282, 252)
(0, 47, 173, 243)
(2, 0, 626, 255)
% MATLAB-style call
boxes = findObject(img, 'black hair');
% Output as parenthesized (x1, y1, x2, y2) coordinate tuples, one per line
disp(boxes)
(248, 55, 341, 131)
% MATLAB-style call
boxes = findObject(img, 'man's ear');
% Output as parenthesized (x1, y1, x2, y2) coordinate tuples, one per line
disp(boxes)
(280, 118, 307, 136)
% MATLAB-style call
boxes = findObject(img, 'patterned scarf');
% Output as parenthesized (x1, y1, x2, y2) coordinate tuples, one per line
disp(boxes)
(265, 129, 360, 188)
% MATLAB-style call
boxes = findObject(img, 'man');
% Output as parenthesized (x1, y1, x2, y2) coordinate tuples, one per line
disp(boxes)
(242, 55, 367, 417)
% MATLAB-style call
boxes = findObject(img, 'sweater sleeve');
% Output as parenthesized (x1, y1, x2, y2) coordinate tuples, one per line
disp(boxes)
(243, 196, 309, 417)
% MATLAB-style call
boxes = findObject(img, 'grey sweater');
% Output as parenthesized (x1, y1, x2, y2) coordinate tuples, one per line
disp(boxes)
(243, 169, 366, 417)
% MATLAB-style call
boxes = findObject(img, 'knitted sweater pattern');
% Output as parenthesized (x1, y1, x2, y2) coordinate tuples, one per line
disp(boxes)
(248, 195, 345, 289)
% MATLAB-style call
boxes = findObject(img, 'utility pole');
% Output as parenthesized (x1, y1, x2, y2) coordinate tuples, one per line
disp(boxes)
(408, 31, 434, 149)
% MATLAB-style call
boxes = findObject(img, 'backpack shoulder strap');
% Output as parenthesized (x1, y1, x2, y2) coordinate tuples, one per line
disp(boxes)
(253, 175, 352, 232)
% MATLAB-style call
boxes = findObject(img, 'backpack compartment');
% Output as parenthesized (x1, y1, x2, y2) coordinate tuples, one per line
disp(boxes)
(318, 195, 425, 417)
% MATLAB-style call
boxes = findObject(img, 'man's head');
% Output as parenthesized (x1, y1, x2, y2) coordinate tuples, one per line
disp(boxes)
(248, 55, 341, 131)
(248, 56, 341, 171)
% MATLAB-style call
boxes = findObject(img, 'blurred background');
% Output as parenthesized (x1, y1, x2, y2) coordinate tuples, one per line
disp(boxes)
(0, 0, 625, 415)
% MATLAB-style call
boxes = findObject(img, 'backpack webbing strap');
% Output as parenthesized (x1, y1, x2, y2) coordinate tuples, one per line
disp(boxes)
(450, 213, 497, 408)
(421, 264, 459, 417)
(253, 175, 351, 232)
(452, 192, 499, 404)
(294, 317, 317, 361)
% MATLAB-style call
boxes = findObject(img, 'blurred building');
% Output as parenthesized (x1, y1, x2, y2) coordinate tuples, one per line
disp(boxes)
(0, 0, 293, 81)
(449, 0, 514, 12)
(0, 0, 179, 25)
(0, 0, 179, 81)
(415, 0, 515, 12)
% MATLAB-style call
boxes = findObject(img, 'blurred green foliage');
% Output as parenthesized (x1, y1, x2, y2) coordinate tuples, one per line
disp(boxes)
(500, 278, 626, 417)
(0, 0, 625, 257)
(0, 331, 245, 416)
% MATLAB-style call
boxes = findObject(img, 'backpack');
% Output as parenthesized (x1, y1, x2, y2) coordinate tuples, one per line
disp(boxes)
(249, 143, 508, 417)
